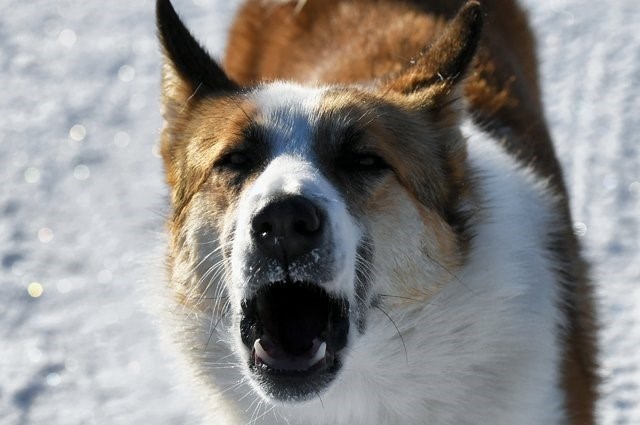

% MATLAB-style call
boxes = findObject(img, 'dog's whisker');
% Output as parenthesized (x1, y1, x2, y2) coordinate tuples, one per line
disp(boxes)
(202, 361, 239, 366)
(314, 389, 325, 410)
(373, 304, 408, 365)
(203, 365, 241, 370)
(248, 399, 269, 425)
(217, 377, 249, 397)
(210, 279, 231, 314)
(203, 304, 230, 352)
(183, 254, 226, 301)
(185, 240, 226, 275)
(423, 251, 471, 293)
(192, 261, 226, 296)
(377, 294, 423, 303)
(195, 261, 228, 300)
(238, 389, 255, 403)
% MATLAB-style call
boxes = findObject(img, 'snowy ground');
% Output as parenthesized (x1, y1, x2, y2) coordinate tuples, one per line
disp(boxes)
(0, 0, 638, 424)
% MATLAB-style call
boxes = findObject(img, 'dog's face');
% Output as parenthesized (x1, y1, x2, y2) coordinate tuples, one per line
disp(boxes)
(157, 0, 481, 403)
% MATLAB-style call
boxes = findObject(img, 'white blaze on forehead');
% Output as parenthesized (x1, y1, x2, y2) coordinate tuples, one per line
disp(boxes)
(229, 82, 360, 298)
(241, 81, 334, 214)
(251, 82, 326, 157)
(246, 156, 333, 201)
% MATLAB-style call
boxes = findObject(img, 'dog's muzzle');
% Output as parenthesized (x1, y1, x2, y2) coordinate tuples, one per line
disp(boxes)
(238, 194, 351, 400)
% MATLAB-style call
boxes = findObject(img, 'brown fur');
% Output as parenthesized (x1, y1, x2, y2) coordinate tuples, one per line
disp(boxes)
(313, 87, 472, 275)
(160, 84, 264, 308)
(224, 0, 598, 422)
(368, 176, 464, 304)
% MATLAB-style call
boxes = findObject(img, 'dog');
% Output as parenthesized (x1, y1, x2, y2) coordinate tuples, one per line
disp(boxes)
(155, 0, 598, 423)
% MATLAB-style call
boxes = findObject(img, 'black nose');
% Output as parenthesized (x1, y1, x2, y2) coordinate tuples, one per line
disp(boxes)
(251, 195, 324, 266)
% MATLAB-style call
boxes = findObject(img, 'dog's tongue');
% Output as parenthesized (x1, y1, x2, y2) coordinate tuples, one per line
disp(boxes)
(254, 338, 326, 371)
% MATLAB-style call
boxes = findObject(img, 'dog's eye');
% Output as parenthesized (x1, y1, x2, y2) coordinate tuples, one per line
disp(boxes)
(228, 152, 249, 166)
(218, 151, 252, 170)
(345, 153, 389, 172)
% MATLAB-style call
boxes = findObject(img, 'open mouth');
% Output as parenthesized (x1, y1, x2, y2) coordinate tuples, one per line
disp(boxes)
(240, 280, 349, 401)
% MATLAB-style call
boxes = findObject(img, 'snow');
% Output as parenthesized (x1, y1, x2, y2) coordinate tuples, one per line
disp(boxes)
(0, 0, 637, 424)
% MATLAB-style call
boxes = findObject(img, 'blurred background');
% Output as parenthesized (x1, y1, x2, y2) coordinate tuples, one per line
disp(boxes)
(0, 0, 638, 424)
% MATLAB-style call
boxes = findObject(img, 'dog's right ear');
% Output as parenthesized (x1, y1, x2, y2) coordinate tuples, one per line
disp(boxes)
(156, 0, 238, 118)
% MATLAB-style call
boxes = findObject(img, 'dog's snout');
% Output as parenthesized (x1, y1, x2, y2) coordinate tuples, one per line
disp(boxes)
(251, 195, 324, 265)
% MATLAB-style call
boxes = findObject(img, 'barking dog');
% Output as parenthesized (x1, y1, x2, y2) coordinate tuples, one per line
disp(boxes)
(156, 0, 598, 423)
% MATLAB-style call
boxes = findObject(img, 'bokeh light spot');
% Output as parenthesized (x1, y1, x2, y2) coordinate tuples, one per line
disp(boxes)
(73, 164, 90, 181)
(113, 131, 130, 147)
(129, 92, 147, 111)
(57, 279, 72, 294)
(58, 28, 77, 47)
(118, 65, 135, 82)
(46, 372, 61, 387)
(27, 347, 43, 363)
(69, 124, 86, 141)
(28, 282, 44, 298)
(573, 222, 588, 237)
(38, 227, 54, 243)
(24, 167, 41, 183)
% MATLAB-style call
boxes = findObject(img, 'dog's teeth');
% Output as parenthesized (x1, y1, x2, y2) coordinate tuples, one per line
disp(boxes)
(255, 339, 326, 370)
(308, 341, 326, 366)
(254, 339, 276, 366)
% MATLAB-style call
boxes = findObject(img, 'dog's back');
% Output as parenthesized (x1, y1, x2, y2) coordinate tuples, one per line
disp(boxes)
(224, 2, 597, 422)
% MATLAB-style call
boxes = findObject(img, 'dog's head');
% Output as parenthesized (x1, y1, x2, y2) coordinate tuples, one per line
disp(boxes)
(157, 0, 482, 403)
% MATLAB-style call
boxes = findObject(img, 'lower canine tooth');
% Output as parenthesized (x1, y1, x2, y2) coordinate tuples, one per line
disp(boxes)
(308, 341, 326, 366)
(254, 339, 277, 366)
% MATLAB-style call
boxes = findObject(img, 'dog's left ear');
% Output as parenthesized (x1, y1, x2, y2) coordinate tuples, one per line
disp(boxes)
(383, 1, 483, 108)
(156, 0, 238, 118)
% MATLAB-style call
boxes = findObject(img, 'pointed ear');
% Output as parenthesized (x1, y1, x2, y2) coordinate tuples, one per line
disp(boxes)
(156, 0, 238, 116)
(384, 1, 483, 104)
